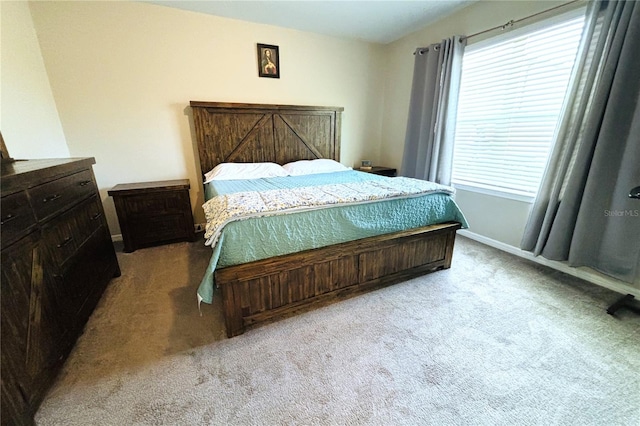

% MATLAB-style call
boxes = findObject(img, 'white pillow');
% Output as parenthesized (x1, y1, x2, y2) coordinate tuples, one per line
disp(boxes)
(282, 159, 351, 176)
(204, 162, 289, 182)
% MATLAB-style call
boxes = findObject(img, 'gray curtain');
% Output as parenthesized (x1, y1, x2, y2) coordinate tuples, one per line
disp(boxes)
(401, 36, 466, 185)
(522, 0, 640, 284)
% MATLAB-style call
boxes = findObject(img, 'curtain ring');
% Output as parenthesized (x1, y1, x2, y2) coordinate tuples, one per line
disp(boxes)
(501, 20, 515, 30)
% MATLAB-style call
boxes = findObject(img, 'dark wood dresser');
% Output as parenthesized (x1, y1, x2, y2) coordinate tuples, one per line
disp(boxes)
(1, 158, 120, 425)
(108, 179, 195, 253)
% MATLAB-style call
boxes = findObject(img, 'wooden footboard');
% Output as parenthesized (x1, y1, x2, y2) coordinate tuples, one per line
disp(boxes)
(215, 222, 461, 337)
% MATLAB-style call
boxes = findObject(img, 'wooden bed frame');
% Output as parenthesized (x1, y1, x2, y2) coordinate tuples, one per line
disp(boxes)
(190, 101, 461, 337)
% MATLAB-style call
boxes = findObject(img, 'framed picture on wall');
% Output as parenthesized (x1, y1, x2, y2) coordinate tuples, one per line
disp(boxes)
(257, 43, 280, 78)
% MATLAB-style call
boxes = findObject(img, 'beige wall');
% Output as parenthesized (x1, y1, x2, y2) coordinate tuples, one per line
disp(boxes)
(12, 0, 575, 247)
(380, 0, 572, 247)
(0, 1, 69, 159)
(28, 1, 385, 233)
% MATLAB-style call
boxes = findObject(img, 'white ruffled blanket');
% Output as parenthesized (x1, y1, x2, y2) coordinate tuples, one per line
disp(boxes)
(202, 177, 454, 246)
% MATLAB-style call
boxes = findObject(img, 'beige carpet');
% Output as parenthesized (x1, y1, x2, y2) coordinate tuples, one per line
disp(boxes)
(35, 236, 640, 425)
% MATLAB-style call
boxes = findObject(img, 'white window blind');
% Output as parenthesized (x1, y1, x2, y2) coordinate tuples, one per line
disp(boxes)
(452, 13, 585, 198)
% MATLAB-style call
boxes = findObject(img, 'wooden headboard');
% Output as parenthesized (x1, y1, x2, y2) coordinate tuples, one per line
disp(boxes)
(190, 101, 344, 180)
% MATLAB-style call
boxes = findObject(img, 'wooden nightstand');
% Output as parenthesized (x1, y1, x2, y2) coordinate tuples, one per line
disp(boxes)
(358, 166, 397, 177)
(108, 179, 195, 252)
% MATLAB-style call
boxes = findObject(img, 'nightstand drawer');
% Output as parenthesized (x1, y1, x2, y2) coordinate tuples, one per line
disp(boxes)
(130, 214, 191, 245)
(1, 191, 37, 248)
(122, 192, 189, 216)
(30, 169, 96, 222)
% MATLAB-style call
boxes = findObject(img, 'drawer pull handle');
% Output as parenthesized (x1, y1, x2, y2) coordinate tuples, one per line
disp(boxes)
(79, 180, 92, 187)
(56, 236, 73, 248)
(0, 213, 17, 225)
(91, 213, 103, 220)
(43, 194, 61, 203)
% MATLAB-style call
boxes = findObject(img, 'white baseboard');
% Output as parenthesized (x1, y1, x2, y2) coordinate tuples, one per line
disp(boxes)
(108, 225, 636, 297)
(458, 229, 639, 298)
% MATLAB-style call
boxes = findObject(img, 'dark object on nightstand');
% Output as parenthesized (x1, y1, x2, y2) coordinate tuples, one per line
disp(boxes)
(108, 179, 195, 252)
(358, 166, 397, 177)
(1, 158, 120, 424)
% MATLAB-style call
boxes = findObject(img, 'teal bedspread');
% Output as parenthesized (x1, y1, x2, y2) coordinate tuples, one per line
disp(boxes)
(198, 171, 468, 304)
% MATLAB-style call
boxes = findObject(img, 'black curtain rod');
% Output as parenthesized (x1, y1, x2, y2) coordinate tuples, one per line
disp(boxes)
(413, 0, 582, 55)
(462, 0, 583, 42)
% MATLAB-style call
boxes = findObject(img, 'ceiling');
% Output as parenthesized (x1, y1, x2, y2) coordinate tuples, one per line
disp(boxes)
(144, 1, 475, 44)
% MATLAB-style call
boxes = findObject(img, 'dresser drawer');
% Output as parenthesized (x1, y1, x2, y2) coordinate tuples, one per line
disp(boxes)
(75, 196, 106, 236)
(1, 191, 37, 249)
(30, 169, 96, 222)
(41, 196, 103, 269)
(54, 226, 118, 327)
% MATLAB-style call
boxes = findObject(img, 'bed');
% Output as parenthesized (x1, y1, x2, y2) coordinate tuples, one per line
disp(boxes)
(190, 101, 467, 337)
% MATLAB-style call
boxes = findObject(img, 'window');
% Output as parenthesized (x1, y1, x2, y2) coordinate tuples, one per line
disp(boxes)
(451, 11, 585, 200)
